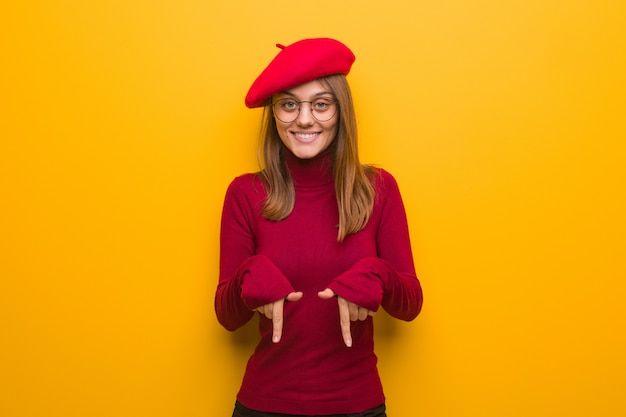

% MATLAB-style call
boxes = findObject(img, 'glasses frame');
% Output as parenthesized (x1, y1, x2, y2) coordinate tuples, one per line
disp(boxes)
(272, 97, 338, 123)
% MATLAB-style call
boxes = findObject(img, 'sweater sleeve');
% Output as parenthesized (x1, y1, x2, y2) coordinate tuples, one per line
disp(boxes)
(215, 176, 295, 331)
(327, 170, 423, 321)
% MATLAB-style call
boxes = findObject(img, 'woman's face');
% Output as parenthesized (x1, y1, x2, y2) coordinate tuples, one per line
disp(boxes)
(272, 80, 338, 159)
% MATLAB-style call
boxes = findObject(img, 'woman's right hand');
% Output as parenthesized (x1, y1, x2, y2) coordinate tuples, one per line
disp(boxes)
(255, 291, 303, 343)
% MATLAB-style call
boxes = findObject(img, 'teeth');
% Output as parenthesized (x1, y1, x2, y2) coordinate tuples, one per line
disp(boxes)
(295, 133, 318, 139)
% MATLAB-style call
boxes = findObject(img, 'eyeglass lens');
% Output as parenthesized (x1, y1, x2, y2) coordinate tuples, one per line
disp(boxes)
(273, 98, 337, 122)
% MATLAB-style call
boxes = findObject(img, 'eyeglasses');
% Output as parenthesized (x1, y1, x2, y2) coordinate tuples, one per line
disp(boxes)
(272, 97, 337, 123)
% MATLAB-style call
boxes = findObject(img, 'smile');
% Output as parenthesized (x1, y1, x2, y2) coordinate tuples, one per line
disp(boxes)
(293, 132, 320, 140)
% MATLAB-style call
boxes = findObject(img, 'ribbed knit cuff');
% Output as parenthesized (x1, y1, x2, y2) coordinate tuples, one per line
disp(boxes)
(327, 257, 387, 311)
(240, 255, 295, 310)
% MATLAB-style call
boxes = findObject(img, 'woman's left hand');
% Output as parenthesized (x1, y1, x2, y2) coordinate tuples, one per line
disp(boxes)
(318, 288, 375, 348)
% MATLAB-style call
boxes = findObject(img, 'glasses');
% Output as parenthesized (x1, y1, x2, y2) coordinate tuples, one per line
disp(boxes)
(272, 96, 337, 123)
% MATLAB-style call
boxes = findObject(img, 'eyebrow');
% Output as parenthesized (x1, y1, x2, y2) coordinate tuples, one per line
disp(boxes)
(275, 91, 334, 100)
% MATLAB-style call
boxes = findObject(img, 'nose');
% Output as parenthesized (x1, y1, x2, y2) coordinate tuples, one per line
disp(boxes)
(296, 102, 314, 126)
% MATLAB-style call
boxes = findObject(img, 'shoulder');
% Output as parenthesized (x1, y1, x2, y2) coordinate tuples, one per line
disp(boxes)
(369, 167, 401, 195)
(227, 172, 264, 190)
(225, 173, 267, 203)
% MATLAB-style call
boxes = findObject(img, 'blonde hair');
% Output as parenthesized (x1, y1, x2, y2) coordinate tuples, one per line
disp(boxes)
(258, 74, 376, 242)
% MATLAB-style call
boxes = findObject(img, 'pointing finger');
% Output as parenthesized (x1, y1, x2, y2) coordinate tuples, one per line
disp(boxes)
(272, 298, 285, 343)
(337, 296, 352, 348)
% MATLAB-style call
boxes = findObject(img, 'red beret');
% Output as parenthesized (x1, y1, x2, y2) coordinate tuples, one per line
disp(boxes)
(245, 38, 355, 108)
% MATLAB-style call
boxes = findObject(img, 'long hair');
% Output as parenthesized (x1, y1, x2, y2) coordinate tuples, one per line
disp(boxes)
(258, 74, 376, 242)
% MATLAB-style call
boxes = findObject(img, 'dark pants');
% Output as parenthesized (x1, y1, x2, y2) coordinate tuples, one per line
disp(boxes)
(232, 401, 387, 417)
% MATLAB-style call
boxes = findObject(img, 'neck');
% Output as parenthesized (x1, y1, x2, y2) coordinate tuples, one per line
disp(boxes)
(283, 147, 334, 187)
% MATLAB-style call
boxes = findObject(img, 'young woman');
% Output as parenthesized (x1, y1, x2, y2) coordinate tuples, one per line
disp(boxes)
(216, 38, 423, 417)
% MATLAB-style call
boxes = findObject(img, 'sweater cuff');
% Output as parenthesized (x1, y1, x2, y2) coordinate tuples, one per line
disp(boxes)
(327, 257, 386, 312)
(239, 255, 295, 310)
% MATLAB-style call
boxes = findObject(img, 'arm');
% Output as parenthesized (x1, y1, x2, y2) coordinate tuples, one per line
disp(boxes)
(326, 170, 423, 321)
(215, 176, 296, 331)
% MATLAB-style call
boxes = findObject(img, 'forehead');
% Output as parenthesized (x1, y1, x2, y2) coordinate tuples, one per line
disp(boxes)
(275, 80, 331, 99)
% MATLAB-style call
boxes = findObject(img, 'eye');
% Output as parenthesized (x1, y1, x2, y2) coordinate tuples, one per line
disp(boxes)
(312, 99, 333, 111)
(279, 100, 298, 111)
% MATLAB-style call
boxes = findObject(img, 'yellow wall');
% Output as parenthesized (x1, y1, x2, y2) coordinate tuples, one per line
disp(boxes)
(1, 1, 625, 416)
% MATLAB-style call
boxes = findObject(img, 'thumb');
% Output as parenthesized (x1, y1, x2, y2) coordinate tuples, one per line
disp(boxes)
(317, 288, 336, 300)
(285, 291, 303, 302)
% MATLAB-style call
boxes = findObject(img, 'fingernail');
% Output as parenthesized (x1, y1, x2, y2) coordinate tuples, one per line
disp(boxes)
(273, 336, 280, 343)
(345, 339, 352, 348)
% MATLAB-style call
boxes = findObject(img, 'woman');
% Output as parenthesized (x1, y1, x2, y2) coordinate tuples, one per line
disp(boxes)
(216, 38, 423, 417)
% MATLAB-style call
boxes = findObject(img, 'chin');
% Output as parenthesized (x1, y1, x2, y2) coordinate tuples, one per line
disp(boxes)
(292, 151, 318, 159)
(290, 146, 325, 159)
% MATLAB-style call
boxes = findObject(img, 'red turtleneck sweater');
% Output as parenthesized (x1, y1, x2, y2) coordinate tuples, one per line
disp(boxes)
(215, 149, 423, 415)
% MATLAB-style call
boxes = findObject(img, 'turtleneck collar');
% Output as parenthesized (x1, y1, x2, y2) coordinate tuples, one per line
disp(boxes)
(283, 146, 334, 187)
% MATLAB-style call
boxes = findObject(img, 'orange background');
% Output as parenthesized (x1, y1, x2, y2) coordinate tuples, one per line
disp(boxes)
(1, 1, 625, 416)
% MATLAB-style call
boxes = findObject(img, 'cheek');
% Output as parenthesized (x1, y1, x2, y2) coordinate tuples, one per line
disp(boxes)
(327, 122, 339, 140)
(275, 121, 290, 142)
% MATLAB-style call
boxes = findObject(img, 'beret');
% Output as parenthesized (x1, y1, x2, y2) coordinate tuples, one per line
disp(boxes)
(245, 38, 355, 108)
